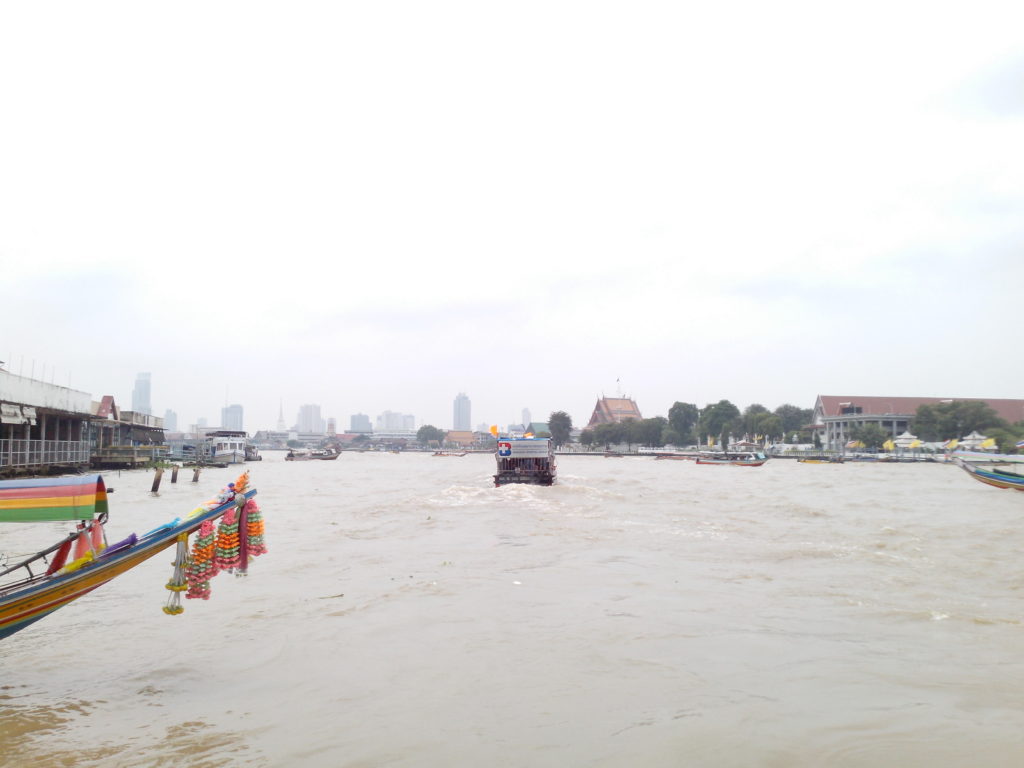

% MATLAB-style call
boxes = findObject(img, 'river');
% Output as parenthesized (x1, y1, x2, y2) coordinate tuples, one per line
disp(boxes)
(2, 453, 1023, 767)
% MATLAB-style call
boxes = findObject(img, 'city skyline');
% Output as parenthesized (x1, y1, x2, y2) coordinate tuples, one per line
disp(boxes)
(3, 4, 1022, 433)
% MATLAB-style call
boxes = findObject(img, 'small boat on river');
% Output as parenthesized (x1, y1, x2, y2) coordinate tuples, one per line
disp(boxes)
(433, 450, 467, 457)
(495, 437, 556, 486)
(695, 450, 768, 467)
(285, 448, 340, 461)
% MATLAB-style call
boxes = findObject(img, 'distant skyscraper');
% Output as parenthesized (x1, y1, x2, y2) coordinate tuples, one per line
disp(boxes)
(297, 404, 324, 433)
(453, 392, 471, 431)
(164, 409, 178, 432)
(197, 417, 208, 428)
(327, 417, 337, 436)
(277, 399, 286, 431)
(132, 373, 151, 415)
(222, 404, 244, 431)
(522, 408, 531, 427)
(350, 413, 372, 433)
(376, 411, 415, 431)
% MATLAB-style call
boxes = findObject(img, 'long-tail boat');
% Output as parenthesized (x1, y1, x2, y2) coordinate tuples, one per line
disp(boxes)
(695, 450, 768, 467)
(954, 458, 1024, 492)
(0, 472, 262, 641)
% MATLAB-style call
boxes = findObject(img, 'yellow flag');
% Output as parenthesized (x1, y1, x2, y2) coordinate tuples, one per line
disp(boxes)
(882, 440, 895, 451)
(980, 438, 996, 449)
(524, 432, 533, 438)
(489, 425, 498, 437)
(910, 440, 921, 448)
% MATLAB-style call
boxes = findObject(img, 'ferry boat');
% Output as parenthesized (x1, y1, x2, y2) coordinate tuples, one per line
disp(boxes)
(205, 430, 249, 465)
(494, 437, 556, 486)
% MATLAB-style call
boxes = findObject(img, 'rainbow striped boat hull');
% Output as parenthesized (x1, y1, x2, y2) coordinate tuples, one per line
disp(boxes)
(0, 475, 256, 641)
(955, 459, 1024, 492)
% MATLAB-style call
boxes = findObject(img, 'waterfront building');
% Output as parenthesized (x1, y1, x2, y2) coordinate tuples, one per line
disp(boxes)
(350, 413, 372, 433)
(586, 396, 643, 428)
(221, 403, 244, 431)
(132, 372, 152, 415)
(525, 422, 551, 437)
(1, 369, 93, 476)
(453, 392, 471, 431)
(812, 395, 1024, 451)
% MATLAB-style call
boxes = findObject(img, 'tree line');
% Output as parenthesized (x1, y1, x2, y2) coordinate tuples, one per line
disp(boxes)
(416, 399, 1024, 452)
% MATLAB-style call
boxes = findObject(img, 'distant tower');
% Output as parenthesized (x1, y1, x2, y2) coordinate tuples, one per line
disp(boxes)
(453, 392, 471, 431)
(132, 373, 152, 415)
(163, 409, 178, 432)
(277, 399, 286, 431)
(222, 404, 244, 431)
(522, 408, 531, 427)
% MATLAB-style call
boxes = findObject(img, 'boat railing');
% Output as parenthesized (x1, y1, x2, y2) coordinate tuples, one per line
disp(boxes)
(0, 515, 104, 591)
(0, 439, 92, 470)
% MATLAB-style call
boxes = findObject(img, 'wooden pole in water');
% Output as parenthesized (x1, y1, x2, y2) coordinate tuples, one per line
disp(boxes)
(151, 468, 163, 493)
(171, 466, 179, 483)
(192, 467, 201, 483)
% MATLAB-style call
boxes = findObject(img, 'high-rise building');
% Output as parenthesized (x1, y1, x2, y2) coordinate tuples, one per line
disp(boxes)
(453, 392, 471, 431)
(350, 413, 372, 433)
(277, 400, 286, 431)
(222, 404, 244, 431)
(132, 373, 151, 415)
(376, 411, 415, 431)
(164, 409, 178, 432)
(297, 404, 324, 433)
(522, 408, 531, 427)
(327, 417, 337, 436)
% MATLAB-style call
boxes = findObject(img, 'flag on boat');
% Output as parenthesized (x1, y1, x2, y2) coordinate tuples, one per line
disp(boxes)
(846, 440, 864, 449)
(882, 439, 895, 452)
(979, 438, 997, 449)
(910, 439, 922, 448)
(944, 439, 959, 450)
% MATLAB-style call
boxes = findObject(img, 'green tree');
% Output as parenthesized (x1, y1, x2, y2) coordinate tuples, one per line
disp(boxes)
(579, 430, 596, 448)
(630, 417, 667, 447)
(417, 424, 446, 446)
(774, 404, 813, 436)
(547, 411, 573, 447)
(749, 412, 783, 441)
(667, 402, 699, 444)
(913, 401, 1006, 441)
(742, 404, 769, 437)
(699, 400, 741, 445)
(851, 423, 889, 450)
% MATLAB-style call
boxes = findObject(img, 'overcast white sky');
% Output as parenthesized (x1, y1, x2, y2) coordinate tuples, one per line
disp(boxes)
(2, 1, 1022, 432)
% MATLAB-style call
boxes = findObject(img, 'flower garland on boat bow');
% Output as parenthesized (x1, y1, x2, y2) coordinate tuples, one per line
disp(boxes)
(164, 471, 267, 615)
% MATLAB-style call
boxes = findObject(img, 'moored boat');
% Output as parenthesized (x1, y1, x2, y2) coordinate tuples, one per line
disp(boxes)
(494, 437, 556, 486)
(433, 450, 467, 457)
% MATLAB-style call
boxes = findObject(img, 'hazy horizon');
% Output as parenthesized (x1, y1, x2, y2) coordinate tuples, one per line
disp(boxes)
(4, 2, 1022, 431)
